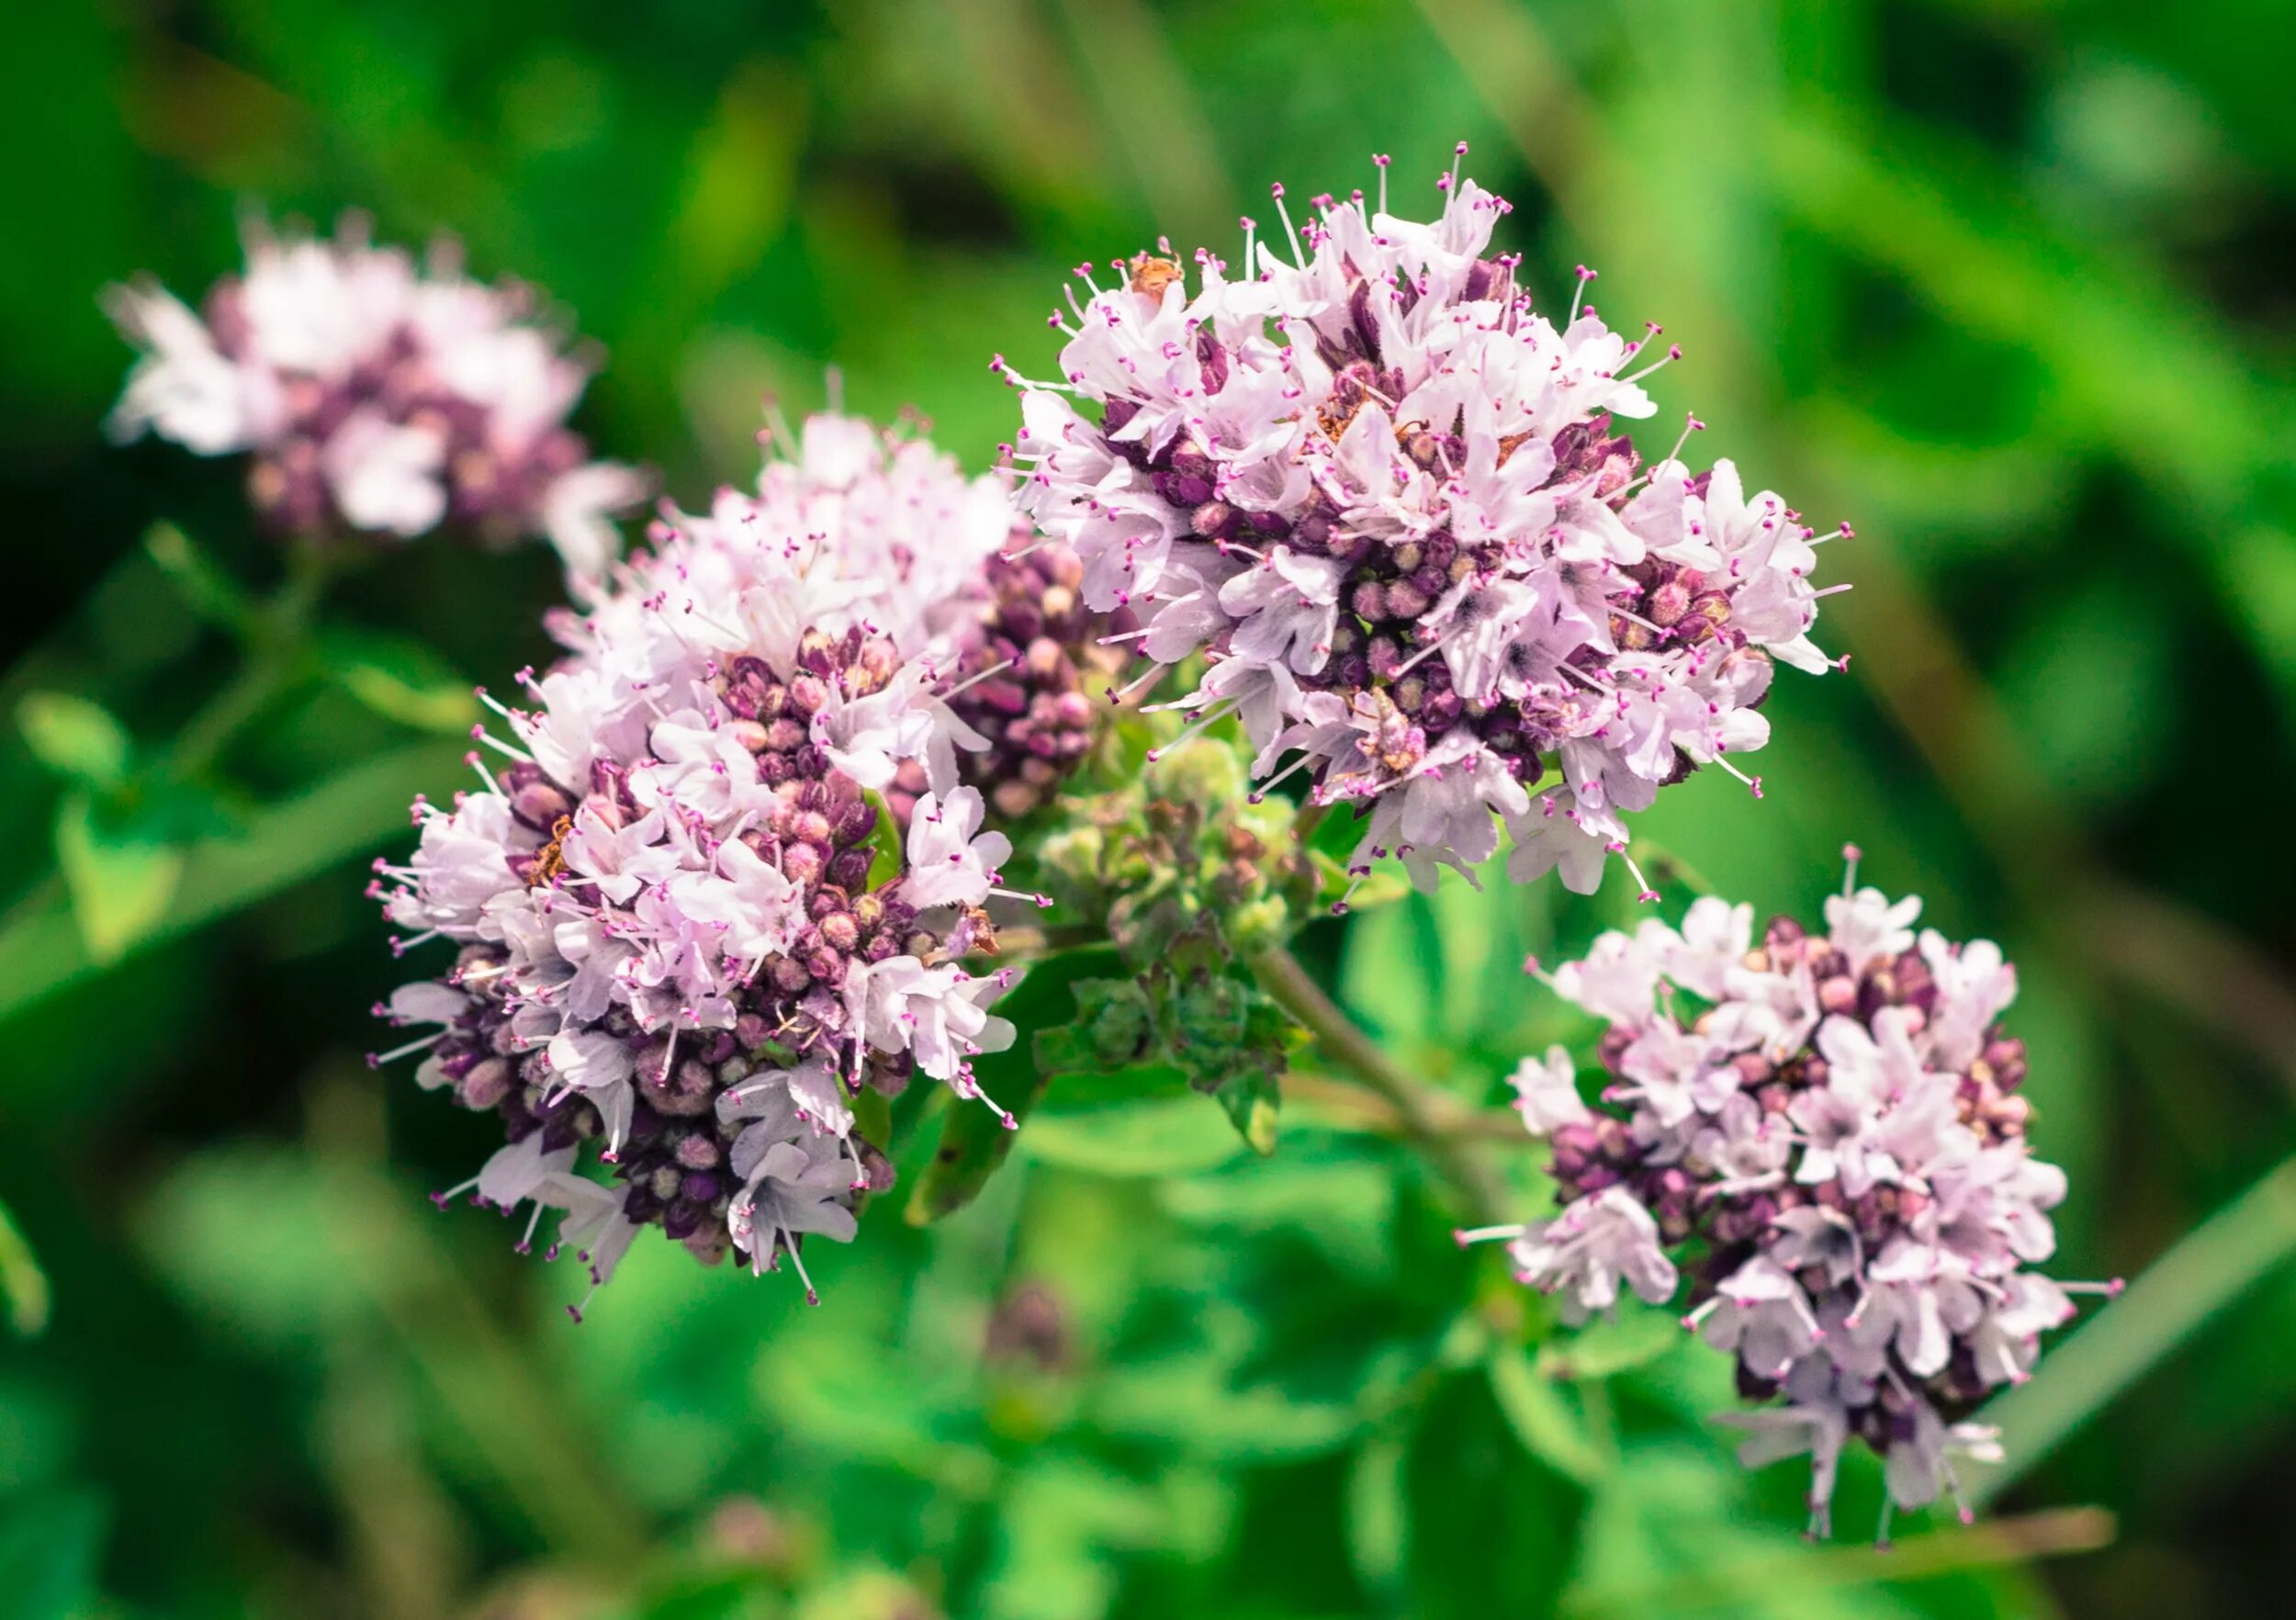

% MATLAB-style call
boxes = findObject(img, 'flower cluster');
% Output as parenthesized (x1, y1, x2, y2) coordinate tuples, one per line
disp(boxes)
(554, 410, 1123, 827)
(1006, 152, 1842, 901)
(370, 446, 1038, 1309)
(106, 215, 643, 574)
(1474, 861, 2108, 1536)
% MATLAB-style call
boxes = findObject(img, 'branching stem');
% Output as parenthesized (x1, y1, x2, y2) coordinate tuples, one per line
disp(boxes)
(1248, 944, 1507, 1221)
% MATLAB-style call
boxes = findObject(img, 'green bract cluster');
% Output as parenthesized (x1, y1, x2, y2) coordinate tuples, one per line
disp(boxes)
(1029, 736, 1319, 1155)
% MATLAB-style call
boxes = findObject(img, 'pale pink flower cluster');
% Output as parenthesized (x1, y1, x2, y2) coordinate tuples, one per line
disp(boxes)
(106, 215, 643, 575)
(557, 410, 1127, 825)
(370, 429, 1032, 1310)
(558, 411, 1016, 674)
(1473, 861, 2108, 1536)
(1007, 152, 1843, 901)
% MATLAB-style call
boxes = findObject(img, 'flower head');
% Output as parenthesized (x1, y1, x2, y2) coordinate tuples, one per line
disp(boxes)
(1476, 854, 2109, 1537)
(371, 512, 1026, 1311)
(1006, 152, 1842, 900)
(107, 214, 642, 573)
(556, 409, 1131, 827)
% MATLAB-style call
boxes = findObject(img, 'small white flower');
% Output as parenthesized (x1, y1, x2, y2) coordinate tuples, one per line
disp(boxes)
(1508, 1187, 1679, 1324)
(900, 787, 1011, 912)
(1507, 1046, 1590, 1135)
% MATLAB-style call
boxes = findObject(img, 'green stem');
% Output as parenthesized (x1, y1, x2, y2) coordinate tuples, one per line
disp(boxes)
(166, 539, 332, 782)
(1248, 944, 1507, 1221)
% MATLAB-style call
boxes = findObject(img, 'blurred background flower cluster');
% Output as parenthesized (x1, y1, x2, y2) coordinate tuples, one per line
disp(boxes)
(4, 1, 2294, 1616)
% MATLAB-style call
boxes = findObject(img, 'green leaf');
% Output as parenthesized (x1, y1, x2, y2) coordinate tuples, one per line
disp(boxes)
(1213, 1067, 1280, 1156)
(0, 1200, 51, 1337)
(863, 790, 904, 890)
(320, 629, 478, 735)
(1536, 1303, 1686, 1382)
(53, 793, 185, 966)
(0, 742, 466, 1025)
(1488, 1344, 1604, 1485)
(142, 520, 256, 633)
(1033, 963, 1295, 1153)
(976, 1460, 1165, 1620)
(1565, 1441, 1926, 1620)
(137, 1149, 379, 1346)
(1346, 1434, 1410, 1600)
(1020, 1100, 1244, 1178)
(17, 692, 130, 788)
(1159, 1153, 1397, 1281)
(850, 1083, 893, 1155)
(1087, 1358, 1362, 1462)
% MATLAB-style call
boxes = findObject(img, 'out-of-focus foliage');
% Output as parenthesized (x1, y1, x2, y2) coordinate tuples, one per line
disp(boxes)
(2, 1, 2293, 1615)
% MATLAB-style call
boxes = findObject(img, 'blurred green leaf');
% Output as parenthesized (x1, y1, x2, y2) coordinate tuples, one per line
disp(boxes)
(1158, 1152, 1395, 1279)
(140, 1142, 643, 1556)
(1020, 1100, 1244, 1178)
(1086, 1357, 1361, 1463)
(755, 1306, 985, 1477)
(0, 1200, 50, 1337)
(1340, 896, 1435, 1049)
(977, 1459, 1161, 1620)
(16, 692, 131, 789)
(1568, 1441, 1917, 1620)
(1536, 1303, 1684, 1383)
(0, 742, 463, 1024)
(1488, 1344, 1604, 1486)
(53, 792, 184, 965)
(139, 1146, 377, 1346)
(321, 628, 478, 735)
(1345, 1434, 1410, 1601)
(141, 521, 256, 634)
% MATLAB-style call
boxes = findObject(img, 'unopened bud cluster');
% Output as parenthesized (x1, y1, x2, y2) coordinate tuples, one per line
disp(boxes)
(889, 535, 1133, 826)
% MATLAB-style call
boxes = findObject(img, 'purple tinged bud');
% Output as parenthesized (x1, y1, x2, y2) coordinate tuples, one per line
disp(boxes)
(510, 776, 575, 831)
(787, 675, 829, 716)
(458, 1057, 512, 1110)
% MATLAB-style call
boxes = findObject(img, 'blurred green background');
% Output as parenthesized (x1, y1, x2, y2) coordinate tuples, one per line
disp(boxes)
(5, 1, 2296, 1615)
